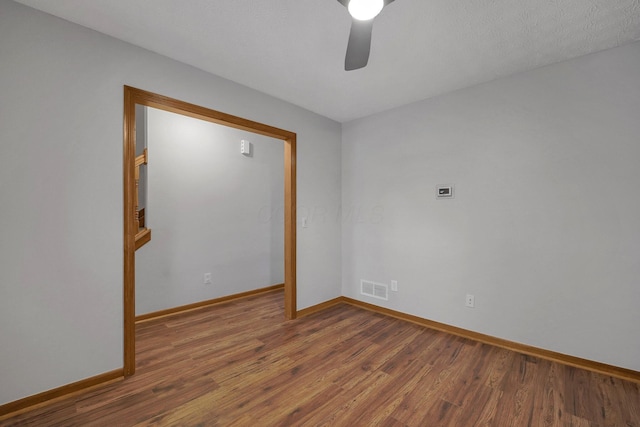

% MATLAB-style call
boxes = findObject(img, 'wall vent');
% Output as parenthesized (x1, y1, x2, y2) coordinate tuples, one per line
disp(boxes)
(361, 280, 388, 301)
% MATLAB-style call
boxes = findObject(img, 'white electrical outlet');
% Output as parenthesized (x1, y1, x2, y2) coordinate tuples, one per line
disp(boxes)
(204, 273, 212, 285)
(465, 294, 475, 308)
(390, 280, 398, 292)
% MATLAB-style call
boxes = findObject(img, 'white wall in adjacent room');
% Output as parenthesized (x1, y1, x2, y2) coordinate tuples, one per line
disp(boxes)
(341, 41, 640, 371)
(135, 108, 284, 315)
(0, 0, 341, 405)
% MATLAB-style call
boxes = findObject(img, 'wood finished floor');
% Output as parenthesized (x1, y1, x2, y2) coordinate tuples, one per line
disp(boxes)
(2, 290, 639, 426)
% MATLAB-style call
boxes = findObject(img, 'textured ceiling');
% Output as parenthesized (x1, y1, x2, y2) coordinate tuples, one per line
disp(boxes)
(13, 0, 640, 122)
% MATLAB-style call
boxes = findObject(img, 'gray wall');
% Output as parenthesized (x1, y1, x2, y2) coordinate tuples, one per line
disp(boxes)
(342, 41, 640, 371)
(136, 108, 284, 315)
(0, 0, 342, 405)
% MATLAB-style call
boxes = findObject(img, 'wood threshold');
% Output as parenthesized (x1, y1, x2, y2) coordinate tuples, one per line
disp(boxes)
(0, 369, 123, 420)
(135, 284, 285, 323)
(299, 296, 640, 384)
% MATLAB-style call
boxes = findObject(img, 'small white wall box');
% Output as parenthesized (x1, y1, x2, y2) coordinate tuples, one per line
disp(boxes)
(436, 185, 454, 199)
(240, 139, 252, 155)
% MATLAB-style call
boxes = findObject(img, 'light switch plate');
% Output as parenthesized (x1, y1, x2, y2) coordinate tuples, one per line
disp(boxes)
(241, 139, 252, 155)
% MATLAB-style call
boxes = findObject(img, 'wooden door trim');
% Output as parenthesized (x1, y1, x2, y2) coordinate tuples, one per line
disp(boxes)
(123, 86, 297, 376)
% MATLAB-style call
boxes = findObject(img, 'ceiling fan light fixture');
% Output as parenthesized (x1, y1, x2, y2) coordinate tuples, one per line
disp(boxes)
(348, 0, 384, 21)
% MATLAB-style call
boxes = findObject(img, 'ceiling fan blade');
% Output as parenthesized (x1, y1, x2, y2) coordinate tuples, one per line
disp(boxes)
(345, 18, 374, 71)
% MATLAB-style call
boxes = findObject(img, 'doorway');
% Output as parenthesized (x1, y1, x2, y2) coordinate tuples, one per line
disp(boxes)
(123, 86, 297, 376)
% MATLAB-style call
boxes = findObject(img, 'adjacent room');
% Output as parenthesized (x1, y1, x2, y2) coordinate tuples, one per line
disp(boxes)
(135, 106, 285, 317)
(1, 0, 639, 425)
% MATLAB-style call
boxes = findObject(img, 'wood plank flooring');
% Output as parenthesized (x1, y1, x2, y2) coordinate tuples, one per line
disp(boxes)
(2, 290, 639, 426)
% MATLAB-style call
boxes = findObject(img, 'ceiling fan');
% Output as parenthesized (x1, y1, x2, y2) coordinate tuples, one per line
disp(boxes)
(337, 0, 396, 71)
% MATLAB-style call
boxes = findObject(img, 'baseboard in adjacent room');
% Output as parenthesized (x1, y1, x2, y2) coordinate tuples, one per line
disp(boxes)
(135, 283, 285, 323)
(296, 297, 344, 318)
